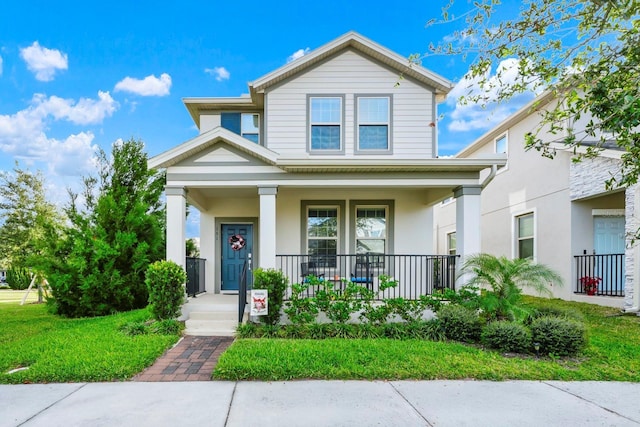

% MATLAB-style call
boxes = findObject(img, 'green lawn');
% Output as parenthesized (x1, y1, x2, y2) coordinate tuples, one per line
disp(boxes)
(213, 297, 640, 381)
(0, 303, 180, 384)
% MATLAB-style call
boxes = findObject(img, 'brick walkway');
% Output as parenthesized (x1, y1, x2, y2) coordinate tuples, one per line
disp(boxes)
(133, 336, 234, 382)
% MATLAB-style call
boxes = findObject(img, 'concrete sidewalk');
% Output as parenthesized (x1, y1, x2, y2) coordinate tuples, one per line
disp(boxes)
(2, 380, 639, 427)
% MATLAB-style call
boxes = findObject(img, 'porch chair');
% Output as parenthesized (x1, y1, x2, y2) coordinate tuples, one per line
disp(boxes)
(350, 259, 374, 288)
(301, 262, 325, 283)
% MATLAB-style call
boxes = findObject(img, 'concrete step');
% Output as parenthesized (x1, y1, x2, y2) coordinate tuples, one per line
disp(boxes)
(188, 311, 238, 321)
(184, 319, 238, 337)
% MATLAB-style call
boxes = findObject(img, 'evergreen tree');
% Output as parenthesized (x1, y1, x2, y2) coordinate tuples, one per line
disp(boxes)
(45, 138, 166, 317)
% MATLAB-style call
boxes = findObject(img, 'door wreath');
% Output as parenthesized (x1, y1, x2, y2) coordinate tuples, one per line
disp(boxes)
(228, 234, 246, 251)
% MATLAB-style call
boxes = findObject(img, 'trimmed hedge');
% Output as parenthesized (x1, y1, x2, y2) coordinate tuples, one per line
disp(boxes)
(482, 321, 532, 353)
(145, 260, 187, 321)
(437, 304, 483, 343)
(530, 316, 587, 357)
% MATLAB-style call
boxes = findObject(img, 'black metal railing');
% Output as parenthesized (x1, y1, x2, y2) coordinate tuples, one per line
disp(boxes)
(185, 257, 206, 297)
(238, 259, 250, 323)
(574, 254, 625, 297)
(276, 254, 458, 300)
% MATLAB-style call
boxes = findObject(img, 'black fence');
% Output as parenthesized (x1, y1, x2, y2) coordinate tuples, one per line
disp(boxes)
(574, 254, 625, 297)
(276, 254, 458, 300)
(185, 257, 206, 297)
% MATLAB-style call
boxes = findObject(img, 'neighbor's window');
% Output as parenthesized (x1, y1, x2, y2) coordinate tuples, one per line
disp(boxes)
(355, 207, 387, 254)
(516, 213, 534, 259)
(241, 113, 260, 143)
(307, 207, 338, 265)
(447, 232, 456, 255)
(310, 97, 342, 150)
(357, 97, 390, 150)
(495, 134, 507, 154)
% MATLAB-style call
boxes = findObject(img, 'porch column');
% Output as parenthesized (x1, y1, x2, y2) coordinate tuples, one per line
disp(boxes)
(166, 186, 187, 268)
(259, 186, 278, 269)
(454, 185, 482, 285)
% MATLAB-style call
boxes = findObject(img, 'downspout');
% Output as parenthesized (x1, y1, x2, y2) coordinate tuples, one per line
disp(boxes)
(481, 164, 498, 189)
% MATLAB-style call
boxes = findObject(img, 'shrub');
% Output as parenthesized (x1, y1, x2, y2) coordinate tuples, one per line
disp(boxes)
(145, 260, 186, 321)
(6, 267, 31, 290)
(120, 321, 150, 336)
(284, 281, 318, 325)
(482, 321, 532, 353)
(253, 268, 288, 326)
(438, 304, 483, 343)
(315, 281, 366, 324)
(149, 319, 183, 335)
(236, 322, 259, 338)
(530, 316, 587, 357)
(527, 305, 584, 324)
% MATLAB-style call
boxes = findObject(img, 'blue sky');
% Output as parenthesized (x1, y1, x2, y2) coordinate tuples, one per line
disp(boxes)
(0, 0, 529, 229)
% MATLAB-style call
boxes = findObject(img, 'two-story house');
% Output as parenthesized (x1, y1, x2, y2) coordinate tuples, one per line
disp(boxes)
(149, 32, 506, 332)
(435, 92, 640, 312)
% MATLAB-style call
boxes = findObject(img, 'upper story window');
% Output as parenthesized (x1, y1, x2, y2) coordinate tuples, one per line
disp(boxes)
(309, 97, 342, 151)
(495, 134, 507, 154)
(221, 112, 260, 144)
(357, 96, 390, 151)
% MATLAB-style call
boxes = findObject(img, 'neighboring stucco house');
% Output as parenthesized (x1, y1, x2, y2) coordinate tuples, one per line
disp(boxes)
(149, 32, 506, 302)
(434, 93, 639, 311)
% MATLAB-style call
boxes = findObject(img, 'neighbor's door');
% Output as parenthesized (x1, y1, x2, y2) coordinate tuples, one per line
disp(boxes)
(593, 216, 625, 293)
(221, 224, 253, 291)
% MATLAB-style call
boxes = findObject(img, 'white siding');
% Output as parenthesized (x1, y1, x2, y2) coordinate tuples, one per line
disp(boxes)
(265, 50, 435, 158)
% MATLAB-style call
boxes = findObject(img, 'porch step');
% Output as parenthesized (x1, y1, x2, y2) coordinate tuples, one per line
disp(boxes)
(184, 317, 237, 337)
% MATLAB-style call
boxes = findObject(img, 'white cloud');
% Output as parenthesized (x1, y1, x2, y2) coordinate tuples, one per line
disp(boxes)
(204, 67, 230, 82)
(114, 73, 172, 96)
(287, 48, 310, 63)
(0, 92, 118, 176)
(20, 41, 68, 82)
(445, 58, 539, 132)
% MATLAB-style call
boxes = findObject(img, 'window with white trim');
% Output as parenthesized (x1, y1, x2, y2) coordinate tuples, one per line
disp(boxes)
(355, 207, 387, 254)
(309, 97, 342, 150)
(495, 134, 507, 154)
(516, 213, 534, 259)
(307, 207, 338, 262)
(241, 113, 260, 143)
(447, 232, 456, 255)
(357, 97, 390, 150)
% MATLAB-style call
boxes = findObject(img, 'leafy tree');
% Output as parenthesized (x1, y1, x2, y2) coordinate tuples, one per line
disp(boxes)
(0, 164, 63, 269)
(425, 1, 639, 195)
(186, 238, 200, 257)
(459, 253, 563, 321)
(45, 138, 166, 317)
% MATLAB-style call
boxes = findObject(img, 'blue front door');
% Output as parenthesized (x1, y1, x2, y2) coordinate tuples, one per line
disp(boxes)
(221, 224, 253, 291)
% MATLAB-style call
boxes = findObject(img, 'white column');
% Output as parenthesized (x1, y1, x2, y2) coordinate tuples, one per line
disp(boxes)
(259, 186, 278, 269)
(454, 185, 482, 285)
(166, 186, 187, 268)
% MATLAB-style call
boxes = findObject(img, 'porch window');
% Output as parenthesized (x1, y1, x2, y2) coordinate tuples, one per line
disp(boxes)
(516, 213, 534, 259)
(447, 232, 456, 255)
(355, 207, 386, 254)
(307, 207, 338, 266)
(309, 97, 342, 150)
(357, 96, 390, 150)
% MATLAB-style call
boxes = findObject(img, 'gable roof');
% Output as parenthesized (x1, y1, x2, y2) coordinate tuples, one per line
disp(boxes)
(250, 31, 453, 97)
(149, 127, 279, 169)
(183, 32, 454, 126)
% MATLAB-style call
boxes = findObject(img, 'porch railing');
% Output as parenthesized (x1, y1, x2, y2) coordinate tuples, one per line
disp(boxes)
(185, 257, 206, 297)
(574, 254, 625, 297)
(276, 254, 458, 300)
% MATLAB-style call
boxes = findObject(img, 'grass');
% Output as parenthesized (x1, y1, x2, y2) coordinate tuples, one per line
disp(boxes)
(213, 297, 640, 381)
(0, 302, 180, 384)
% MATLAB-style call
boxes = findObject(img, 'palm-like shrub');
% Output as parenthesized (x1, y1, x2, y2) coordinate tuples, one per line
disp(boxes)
(459, 254, 563, 321)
